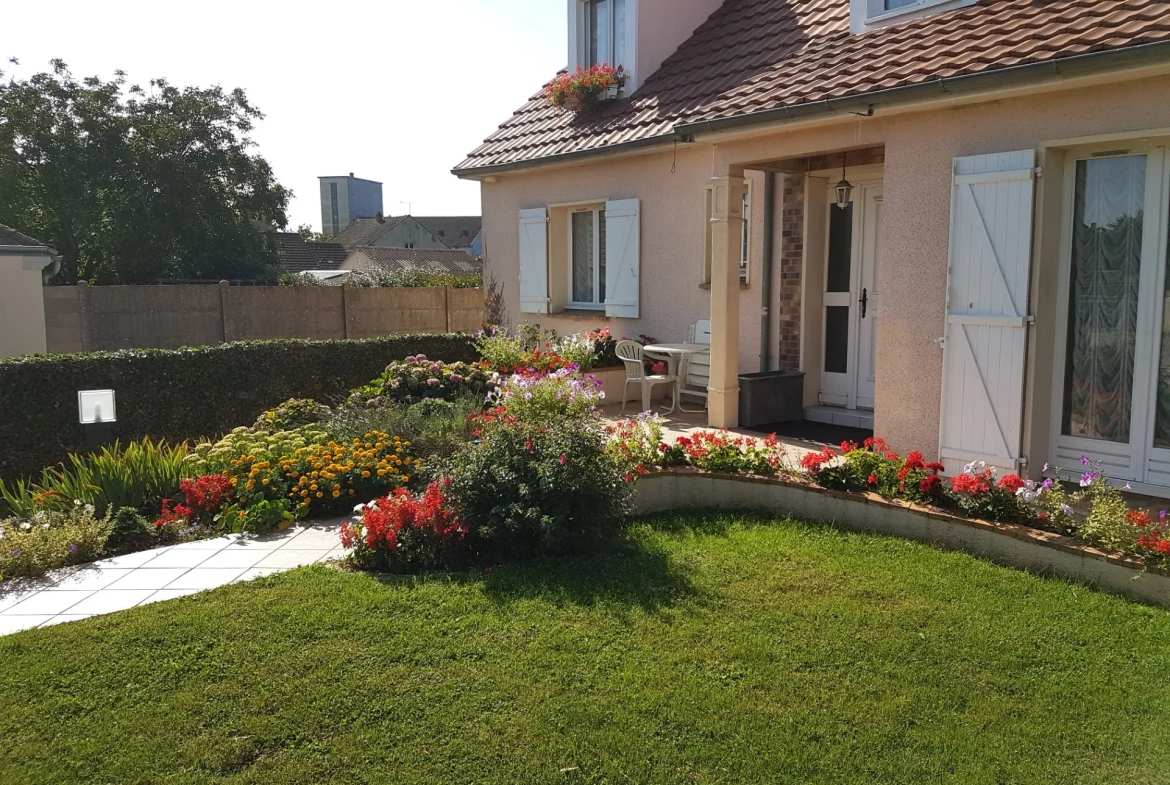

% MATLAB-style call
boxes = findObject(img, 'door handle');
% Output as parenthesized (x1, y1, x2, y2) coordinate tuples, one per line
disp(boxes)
(859, 288, 868, 319)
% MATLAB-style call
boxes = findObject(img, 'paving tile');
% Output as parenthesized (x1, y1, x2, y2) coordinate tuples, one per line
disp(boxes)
(0, 615, 53, 635)
(4, 590, 93, 616)
(0, 586, 44, 613)
(317, 546, 347, 563)
(281, 529, 342, 550)
(165, 569, 246, 591)
(100, 548, 173, 569)
(139, 588, 202, 606)
(222, 534, 296, 551)
(42, 567, 134, 592)
(138, 548, 215, 570)
(66, 590, 156, 615)
(254, 549, 325, 570)
(39, 614, 94, 627)
(167, 538, 234, 551)
(193, 549, 268, 570)
(105, 568, 191, 591)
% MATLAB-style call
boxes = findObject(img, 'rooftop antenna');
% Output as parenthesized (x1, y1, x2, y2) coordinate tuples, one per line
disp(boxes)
(399, 201, 413, 216)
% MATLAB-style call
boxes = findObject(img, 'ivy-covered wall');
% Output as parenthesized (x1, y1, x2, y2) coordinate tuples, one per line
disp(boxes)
(0, 334, 477, 481)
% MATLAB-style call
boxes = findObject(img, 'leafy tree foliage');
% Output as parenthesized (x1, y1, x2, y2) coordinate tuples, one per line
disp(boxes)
(0, 61, 290, 283)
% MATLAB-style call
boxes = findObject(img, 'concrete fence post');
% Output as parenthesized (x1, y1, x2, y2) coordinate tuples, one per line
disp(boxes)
(444, 285, 453, 333)
(77, 281, 93, 352)
(342, 282, 351, 340)
(218, 280, 229, 344)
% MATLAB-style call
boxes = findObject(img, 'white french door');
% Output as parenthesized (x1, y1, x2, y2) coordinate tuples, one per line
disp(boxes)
(1052, 145, 1170, 487)
(820, 181, 882, 410)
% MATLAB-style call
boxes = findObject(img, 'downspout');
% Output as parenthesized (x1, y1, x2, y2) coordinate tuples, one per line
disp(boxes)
(759, 171, 775, 372)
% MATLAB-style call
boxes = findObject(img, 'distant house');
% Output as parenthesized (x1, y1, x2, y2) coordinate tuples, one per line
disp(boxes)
(341, 246, 483, 276)
(330, 215, 482, 255)
(274, 232, 348, 273)
(0, 223, 58, 357)
(319, 174, 383, 238)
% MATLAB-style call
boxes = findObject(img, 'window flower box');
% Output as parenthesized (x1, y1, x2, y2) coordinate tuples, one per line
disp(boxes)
(546, 65, 626, 113)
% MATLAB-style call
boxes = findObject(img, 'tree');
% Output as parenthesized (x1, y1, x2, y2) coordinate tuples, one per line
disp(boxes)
(0, 61, 290, 283)
(295, 224, 330, 243)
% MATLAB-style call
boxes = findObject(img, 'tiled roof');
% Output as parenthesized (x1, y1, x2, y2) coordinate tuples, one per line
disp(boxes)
(412, 216, 482, 248)
(0, 222, 54, 251)
(351, 246, 484, 274)
(455, 0, 1170, 174)
(275, 233, 349, 272)
(328, 216, 410, 249)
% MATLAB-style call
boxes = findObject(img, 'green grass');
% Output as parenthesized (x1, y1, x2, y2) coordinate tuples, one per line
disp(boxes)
(2, 512, 1169, 784)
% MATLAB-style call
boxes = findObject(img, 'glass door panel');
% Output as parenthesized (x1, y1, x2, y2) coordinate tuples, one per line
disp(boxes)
(1061, 155, 1147, 443)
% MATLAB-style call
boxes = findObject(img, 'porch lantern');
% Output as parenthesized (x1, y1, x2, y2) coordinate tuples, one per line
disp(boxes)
(835, 155, 853, 209)
(78, 389, 116, 449)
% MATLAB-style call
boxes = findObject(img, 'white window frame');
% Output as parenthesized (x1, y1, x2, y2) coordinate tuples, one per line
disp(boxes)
(849, 0, 976, 34)
(702, 181, 750, 286)
(568, 205, 607, 310)
(1049, 140, 1170, 491)
(569, 0, 637, 92)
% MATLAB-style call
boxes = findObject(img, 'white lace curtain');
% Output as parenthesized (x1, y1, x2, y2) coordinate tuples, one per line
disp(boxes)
(1063, 155, 1146, 443)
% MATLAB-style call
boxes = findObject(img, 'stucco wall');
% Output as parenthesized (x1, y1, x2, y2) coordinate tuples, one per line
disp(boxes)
(479, 146, 781, 375)
(476, 71, 1170, 462)
(0, 253, 52, 358)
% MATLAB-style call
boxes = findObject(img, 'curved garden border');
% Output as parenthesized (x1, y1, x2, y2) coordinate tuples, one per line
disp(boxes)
(633, 468, 1170, 607)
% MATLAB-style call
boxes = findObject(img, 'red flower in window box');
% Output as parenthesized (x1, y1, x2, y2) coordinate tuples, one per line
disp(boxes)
(545, 64, 626, 112)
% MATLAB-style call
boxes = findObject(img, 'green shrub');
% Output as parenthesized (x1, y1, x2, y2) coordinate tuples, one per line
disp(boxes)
(0, 334, 477, 482)
(0, 506, 112, 581)
(216, 499, 295, 534)
(107, 506, 154, 551)
(253, 398, 332, 432)
(0, 439, 193, 518)
(445, 373, 629, 559)
(187, 425, 329, 476)
(350, 355, 493, 406)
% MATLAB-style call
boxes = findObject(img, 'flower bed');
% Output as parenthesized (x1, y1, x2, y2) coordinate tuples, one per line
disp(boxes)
(607, 419, 1170, 584)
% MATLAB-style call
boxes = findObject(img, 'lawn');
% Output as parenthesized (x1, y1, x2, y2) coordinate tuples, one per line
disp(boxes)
(1, 512, 1168, 785)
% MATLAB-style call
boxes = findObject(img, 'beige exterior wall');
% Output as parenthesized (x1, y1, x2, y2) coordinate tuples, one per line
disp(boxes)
(481, 147, 780, 375)
(476, 70, 1170, 466)
(0, 252, 54, 358)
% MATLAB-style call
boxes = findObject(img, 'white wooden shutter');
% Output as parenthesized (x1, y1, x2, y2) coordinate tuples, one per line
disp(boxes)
(518, 208, 548, 314)
(938, 150, 1036, 476)
(604, 198, 640, 318)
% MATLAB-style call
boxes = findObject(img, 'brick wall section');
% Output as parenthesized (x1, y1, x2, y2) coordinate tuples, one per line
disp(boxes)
(777, 175, 803, 370)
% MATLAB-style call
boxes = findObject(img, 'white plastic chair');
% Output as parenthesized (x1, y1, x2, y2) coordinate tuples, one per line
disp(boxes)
(678, 350, 710, 412)
(615, 340, 678, 414)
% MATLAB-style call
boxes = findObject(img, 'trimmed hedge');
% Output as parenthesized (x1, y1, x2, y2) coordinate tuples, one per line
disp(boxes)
(0, 334, 477, 482)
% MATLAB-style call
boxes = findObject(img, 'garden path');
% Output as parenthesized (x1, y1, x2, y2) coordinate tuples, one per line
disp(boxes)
(0, 520, 345, 636)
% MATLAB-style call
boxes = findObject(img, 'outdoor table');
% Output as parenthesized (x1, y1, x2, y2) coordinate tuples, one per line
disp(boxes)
(643, 342, 708, 378)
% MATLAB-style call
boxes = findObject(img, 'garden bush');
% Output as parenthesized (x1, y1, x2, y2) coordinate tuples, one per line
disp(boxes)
(341, 482, 468, 572)
(443, 371, 630, 559)
(475, 323, 619, 373)
(253, 399, 332, 432)
(107, 507, 154, 551)
(0, 439, 194, 518)
(0, 334, 477, 482)
(349, 355, 493, 406)
(0, 506, 112, 581)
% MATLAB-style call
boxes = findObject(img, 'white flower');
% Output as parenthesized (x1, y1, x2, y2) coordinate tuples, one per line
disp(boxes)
(0, 529, 5, 540)
(42, 523, 50, 529)
(353, 503, 365, 513)
(73, 499, 82, 506)
(360, 526, 369, 538)
(1124, 483, 1132, 491)
(84, 504, 95, 514)
(20, 522, 31, 531)
(1059, 503, 1075, 516)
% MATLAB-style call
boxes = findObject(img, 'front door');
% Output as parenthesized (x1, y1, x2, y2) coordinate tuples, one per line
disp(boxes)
(820, 182, 882, 410)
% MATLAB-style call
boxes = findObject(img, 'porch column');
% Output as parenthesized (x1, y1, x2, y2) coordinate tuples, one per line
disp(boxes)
(708, 169, 745, 428)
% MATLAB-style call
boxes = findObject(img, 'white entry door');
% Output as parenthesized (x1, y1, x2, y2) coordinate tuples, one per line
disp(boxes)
(820, 182, 882, 410)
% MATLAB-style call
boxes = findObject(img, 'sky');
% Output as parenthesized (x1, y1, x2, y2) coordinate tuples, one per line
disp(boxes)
(4, 0, 567, 231)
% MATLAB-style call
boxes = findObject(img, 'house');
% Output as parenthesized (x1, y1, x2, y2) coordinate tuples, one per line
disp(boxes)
(0, 223, 58, 358)
(454, 0, 1170, 494)
(341, 246, 484, 276)
(274, 232, 349, 273)
(330, 214, 483, 255)
(319, 174, 384, 237)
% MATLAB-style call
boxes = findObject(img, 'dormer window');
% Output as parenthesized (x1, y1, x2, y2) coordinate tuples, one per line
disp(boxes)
(569, 0, 636, 90)
(586, 0, 626, 67)
(850, 0, 976, 33)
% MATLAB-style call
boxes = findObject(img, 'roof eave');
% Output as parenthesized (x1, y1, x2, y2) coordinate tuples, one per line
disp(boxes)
(454, 40, 1170, 179)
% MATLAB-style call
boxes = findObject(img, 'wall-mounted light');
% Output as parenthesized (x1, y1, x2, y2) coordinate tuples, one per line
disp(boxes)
(835, 153, 853, 209)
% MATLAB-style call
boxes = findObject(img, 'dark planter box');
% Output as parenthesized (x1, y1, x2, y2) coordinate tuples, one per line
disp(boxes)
(738, 370, 805, 427)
